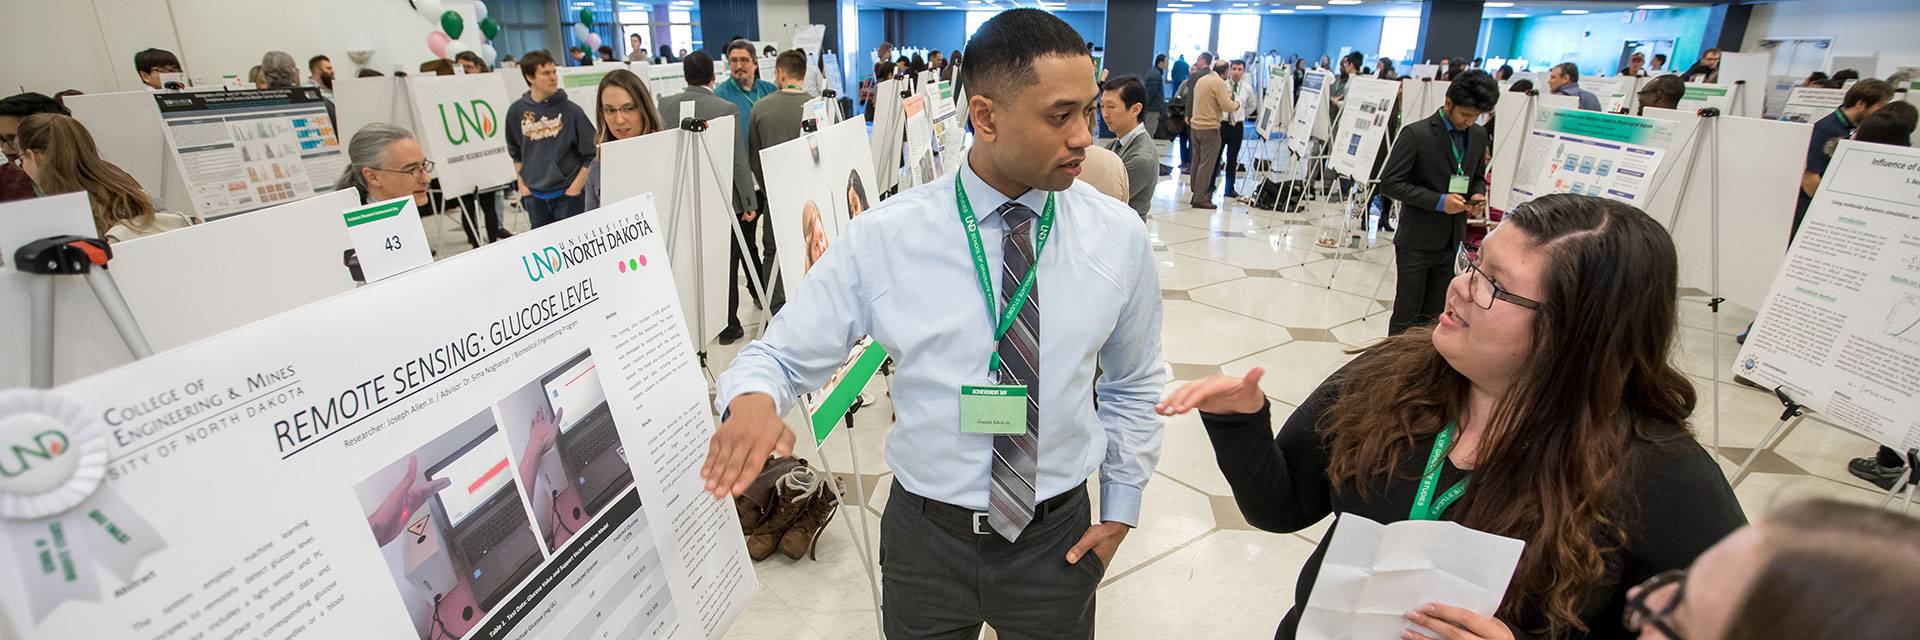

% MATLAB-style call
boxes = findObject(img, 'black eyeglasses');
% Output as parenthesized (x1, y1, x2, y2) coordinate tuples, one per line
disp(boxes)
(1624, 569, 1688, 640)
(1458, 252, 1542, 310)
(370, 160, 435, 177)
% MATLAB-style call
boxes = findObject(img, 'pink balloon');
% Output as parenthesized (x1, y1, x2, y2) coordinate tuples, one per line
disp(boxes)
(585, 33, 602, 51)
(427, 32, 451, 59)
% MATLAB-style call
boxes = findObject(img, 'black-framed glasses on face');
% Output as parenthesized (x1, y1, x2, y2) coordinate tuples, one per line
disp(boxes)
(1461, 252, 1542, 311)
(1624, 569, 1688, 640)
(371, 160, 435, 177)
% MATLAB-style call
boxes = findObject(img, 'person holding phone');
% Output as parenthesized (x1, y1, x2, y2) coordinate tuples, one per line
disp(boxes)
(1379, 69, 1498, 335)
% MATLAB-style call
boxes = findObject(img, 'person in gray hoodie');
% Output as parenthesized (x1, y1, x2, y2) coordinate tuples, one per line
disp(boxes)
(506, 50, 595, 228)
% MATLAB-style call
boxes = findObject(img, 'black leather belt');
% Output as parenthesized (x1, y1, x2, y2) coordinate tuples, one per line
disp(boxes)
(894, 481, 1088, 535)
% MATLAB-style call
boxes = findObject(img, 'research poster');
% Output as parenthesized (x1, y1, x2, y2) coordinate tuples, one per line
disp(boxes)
(1509, 106, 1676, 207)
(756, 117, 886, 444)
(558, 65, 624, 127)
(1327, 77, 1400, 180)
(1675, 84, 1734, 114)
(1734, 141, 1920, 453)
(903, 93, 935, 188)
(1286, 70, 1327, 157)
(1779, 87, 1844, 124)
(1256, 65, 1294, 140)
(929, 81, 964, 176)
(408, 74, 517, 196)
(1581, 75, 1634, 114)
(596, 121, 736, 346)
(155, 88, 347, 220)
(0, 196, 755, 640)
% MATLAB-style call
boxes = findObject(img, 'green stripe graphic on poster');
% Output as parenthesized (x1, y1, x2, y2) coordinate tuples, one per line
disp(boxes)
(1676, 85, 1734, 113)
(807, 342, 891, 445)
(342, 198, 408, 227)
(1510, 106, 1677, 206)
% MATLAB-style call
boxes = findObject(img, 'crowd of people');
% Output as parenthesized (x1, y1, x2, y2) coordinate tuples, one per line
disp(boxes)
(4, 13, 1920, 639)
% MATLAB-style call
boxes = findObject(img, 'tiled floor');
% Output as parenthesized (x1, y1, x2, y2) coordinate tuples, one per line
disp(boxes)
(423, 150, 1903, 640)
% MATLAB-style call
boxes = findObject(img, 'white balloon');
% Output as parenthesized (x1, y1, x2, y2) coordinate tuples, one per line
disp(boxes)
(572, 22, 591, 43)
(482, 43, 498, 63)
(414, 0, 445, 22)
(473, 0, 488, 22)
(445, 40, 471, 59)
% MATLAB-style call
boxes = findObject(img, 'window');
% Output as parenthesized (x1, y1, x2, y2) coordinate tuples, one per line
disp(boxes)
(618, 0, 650, 58)
(668, 10, 695, 54)
(1216, 16, 1259, 62)
(1379, 16, 1419, 65)
(966, 11, 998, 41)
(491, 0, 551, 61)
(1169, 13, 1211, 66)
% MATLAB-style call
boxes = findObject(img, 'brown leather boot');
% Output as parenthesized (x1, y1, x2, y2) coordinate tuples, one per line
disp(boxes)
(743, 465, 814, 561)
(778, 471, 844, 560)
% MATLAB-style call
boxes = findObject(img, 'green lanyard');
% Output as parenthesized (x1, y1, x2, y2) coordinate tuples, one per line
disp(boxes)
(1409, 421, 1471, 521)
(1832, 108, 1853, 130)
(1437, 108, 1466, 176)
(955, 173, 1055, 375)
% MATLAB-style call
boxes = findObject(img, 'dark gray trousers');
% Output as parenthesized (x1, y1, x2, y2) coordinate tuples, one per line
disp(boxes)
(880, 481, 1104, 640)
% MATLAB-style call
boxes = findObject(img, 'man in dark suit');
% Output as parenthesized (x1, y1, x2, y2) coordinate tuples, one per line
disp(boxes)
(1378, 70, 1499, 335)
(659, 51, 767, 343)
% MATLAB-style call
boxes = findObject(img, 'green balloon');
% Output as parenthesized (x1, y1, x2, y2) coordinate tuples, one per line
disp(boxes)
(440, 10, 464, 39)
(578, 8, 595, 27)
(480, 17, 500, 41)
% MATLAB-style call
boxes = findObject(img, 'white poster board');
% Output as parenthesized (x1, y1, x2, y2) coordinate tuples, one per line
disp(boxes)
(333, 75, 415, 151)
(929, 81, 965, 176)
(1779, 87, 1844, 123)
(869, 79, 905, 195)
(1639, 108, 1808, 311)
(1398, 79, 1450, 133)
(1257, 65, 1294, 140)
(63, 91, 188, 215)
(0, 199, 755, 640)
(1410, 64, 1439, 80)
(557, 64, 625, 127)
(1715, 51, 1771, 118)
(1733, 140, 1920, 452)
(1675, 83, 1735, 114)
(1581, 75, 1635, 113)
(1487, 92, 1538, 213)
(903, 94, 935, 187)
(1286, 71, 1328, 157)
(1508, 106, 1677, 208)
(1328, 77, 1400, 180)
(760, 117, 874, 297)
(596, 121, 736, 345)
(402, 74, 517, 195)
(153, 88, 348, 220)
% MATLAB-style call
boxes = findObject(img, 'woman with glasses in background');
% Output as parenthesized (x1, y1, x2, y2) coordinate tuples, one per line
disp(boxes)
(584, 69, 665, 211)
(1159, 193, 1746, 639)
(1625, 498, 1920, 640)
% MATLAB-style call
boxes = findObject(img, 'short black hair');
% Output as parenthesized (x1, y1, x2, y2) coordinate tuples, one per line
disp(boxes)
(1841, 78, 1894, 109)
(1508, 79, 1535, 93)
(1230, 59, 1246, 68)
(1806, 71, 1829, 84)
(683, 51, 716, 86)
(1102, 75, 1146, 110)
(958, 8, 1088, 99)
(0, 92, 69, 118)
(519, 50, 555, 80)
(1446, 69, 1500, 112)
(357, 69, 385, 78)
(134, 48, 180, 75)
(775, 49, 807, 82)
(1828, 68, 1861, 89)
(1854, 101, 1917, 147)
(1552, 61, 1580, 79)
(308, 54, 329, 71)
(725, 39, 756, 59)
(1496, 64, 1514, 80)
(1652, 53, 1667, 62)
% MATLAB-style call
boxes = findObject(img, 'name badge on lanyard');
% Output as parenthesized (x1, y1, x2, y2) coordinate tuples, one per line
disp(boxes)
(1442, 108, 1470, 195)
(954, 174, 1055, 436)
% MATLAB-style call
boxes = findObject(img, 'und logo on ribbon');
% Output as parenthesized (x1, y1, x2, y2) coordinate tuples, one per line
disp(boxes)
(0, 390, 166, 624)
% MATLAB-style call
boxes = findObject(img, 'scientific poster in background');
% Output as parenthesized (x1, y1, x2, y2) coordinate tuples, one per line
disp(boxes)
(636, 62, 690, 104)
(1286, 70, 1327, 157)
(903, 94, 935, 188)
(1779, 87, 1844, 123)
(597, 122, 735, 346)
(0, 198, 755, 640)
(929, 81, 964, 176)
(407, 74, 517, 195)
(1509, 106, 1676, 207)
(1734, 140, 1920, 453)
(557, 65, 623, 127)
(154, 88, 347, 220)
(1327, 77, 1400, 180)
(1674, 83, 1734, 114)
(756, 117, 886, 442)
(1580, 75, 1634, 113)
(1257, 65, 1294, 140)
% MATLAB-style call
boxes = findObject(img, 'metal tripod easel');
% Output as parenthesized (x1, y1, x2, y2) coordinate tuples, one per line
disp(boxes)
(15, 236, 155, 387)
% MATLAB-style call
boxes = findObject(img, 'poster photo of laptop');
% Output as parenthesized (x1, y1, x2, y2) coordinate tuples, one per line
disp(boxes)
(354, 410, 546, 640)
(494, 348, 638, 552)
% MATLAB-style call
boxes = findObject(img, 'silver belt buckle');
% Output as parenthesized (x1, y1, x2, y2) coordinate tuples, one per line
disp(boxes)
(971, 512, 991, 535)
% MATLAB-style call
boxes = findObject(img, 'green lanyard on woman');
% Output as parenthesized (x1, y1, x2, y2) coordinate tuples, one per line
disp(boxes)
(1409, 421, 1471, 521)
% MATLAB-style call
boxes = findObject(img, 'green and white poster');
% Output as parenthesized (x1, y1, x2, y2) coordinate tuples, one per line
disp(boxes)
(1675, 83, 1734, 113)
(406, 73, 515, 195)
(1510, 106, 1677, 207)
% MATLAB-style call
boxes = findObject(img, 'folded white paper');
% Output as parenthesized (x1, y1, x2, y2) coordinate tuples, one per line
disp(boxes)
(1299, 513, 1526, 640)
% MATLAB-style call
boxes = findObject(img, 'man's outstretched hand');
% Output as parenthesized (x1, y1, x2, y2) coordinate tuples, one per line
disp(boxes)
(700, 393, 795, 499)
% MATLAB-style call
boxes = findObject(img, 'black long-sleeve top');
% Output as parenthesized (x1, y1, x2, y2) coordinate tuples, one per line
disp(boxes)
(1202, 363, 1746, 639)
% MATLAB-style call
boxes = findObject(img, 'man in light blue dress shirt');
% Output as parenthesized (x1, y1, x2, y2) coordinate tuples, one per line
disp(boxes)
(704, 10, 1165, 638)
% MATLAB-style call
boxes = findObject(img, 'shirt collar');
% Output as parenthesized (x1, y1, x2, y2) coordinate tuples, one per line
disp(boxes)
(1440, 110, 1464, 134)
(959, 155, 1051, 226)
(1121, 122, 1149, 146)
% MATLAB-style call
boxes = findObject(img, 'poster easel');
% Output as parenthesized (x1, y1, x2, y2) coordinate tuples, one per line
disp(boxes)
(664, 116, 774, 378)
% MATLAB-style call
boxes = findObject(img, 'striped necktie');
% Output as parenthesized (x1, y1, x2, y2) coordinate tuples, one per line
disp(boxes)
(987, 201, 1040, 542)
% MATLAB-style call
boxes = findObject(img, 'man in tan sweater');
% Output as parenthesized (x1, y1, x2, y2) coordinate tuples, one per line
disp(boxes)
(1188, 60, 1238, 209)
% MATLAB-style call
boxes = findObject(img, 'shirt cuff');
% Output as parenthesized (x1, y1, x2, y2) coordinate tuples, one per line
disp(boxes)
(714, 379, 790, 420)
(1099, 482, 1145, 527)
(1436, 194, 1448, 212)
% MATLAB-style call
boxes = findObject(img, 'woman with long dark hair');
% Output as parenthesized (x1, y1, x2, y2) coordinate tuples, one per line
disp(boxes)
(16, 113, 190, 241)
(1160, 194, 1745, 639)
(584, 69, 665, 210)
